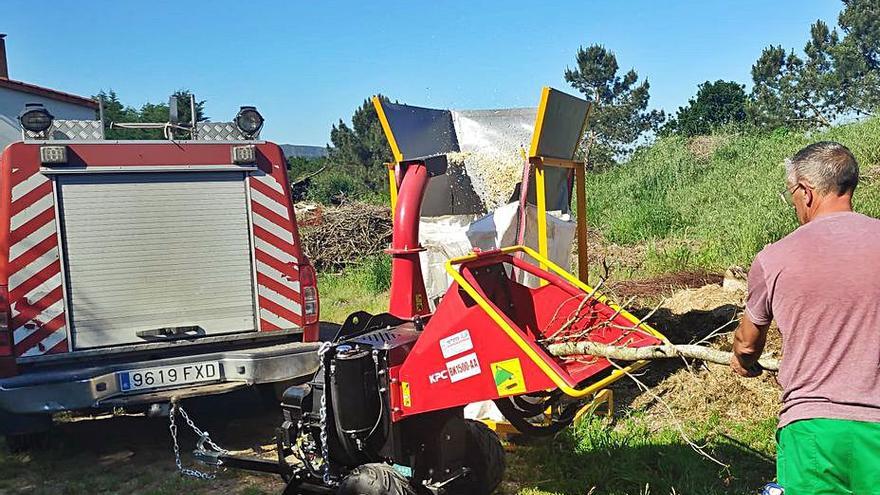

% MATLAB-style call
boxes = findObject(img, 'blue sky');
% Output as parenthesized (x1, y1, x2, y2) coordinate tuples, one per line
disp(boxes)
(5, 1, 840, 145)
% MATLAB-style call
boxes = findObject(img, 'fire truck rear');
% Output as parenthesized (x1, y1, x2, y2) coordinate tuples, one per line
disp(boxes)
(0, 101, 320, 447)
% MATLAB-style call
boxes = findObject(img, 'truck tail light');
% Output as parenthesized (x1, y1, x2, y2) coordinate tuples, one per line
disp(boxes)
(299, 264, 319, 340)
(0, 285, 16, 377)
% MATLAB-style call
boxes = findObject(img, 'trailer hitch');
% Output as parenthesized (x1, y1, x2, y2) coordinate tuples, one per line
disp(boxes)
(169, 399, 228, 479)
(192, 432, 223, 466)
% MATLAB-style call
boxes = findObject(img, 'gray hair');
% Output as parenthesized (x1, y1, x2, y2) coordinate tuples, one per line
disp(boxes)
(785, 141, 859, 195)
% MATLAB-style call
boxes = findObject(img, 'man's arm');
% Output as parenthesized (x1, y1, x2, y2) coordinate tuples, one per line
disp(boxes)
(731, 312, 770, 377)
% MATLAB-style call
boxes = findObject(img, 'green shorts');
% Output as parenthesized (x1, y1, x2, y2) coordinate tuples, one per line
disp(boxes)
(778, 418, 880, 494)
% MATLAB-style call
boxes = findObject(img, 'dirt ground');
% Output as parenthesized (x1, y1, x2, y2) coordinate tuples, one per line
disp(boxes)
(0, 390, 285, 495)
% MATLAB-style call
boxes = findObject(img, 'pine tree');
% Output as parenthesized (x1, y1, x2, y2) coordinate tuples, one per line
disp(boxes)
(327, 96, 393, 192)
(564, 44, 665, 165)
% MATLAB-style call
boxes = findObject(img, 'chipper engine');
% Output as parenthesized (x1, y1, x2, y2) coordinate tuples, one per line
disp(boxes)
(199, 88, 667, 494)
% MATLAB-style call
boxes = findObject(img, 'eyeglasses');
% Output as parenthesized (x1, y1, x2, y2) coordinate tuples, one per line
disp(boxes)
(779, 183, 811, 206)
(779, 185, 796, 206)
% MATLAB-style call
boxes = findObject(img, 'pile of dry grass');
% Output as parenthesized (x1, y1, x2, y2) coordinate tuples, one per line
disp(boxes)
(625, 283, 783, 426)
(662, 284, 745, 314)
(633, 324, 783, 425)
(298, 202, 392, 271)
(611, 271, 723, 300)
(633, 360, 782, 425)
(686, 135, 729, 161)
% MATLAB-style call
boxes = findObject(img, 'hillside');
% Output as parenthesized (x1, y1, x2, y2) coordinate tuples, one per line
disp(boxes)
(587, 117, 880, 276)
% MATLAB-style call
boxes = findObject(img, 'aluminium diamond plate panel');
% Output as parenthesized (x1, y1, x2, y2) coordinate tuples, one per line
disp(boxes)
(24, 120, 104, 140)
(196, 122, 260, 141)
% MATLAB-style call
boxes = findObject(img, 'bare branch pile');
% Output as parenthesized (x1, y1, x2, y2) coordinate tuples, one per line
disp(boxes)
(298, 202, 392, 271)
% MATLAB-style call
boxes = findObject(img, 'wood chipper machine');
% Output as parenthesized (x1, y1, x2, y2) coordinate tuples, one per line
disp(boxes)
(198, 88, 667, 494)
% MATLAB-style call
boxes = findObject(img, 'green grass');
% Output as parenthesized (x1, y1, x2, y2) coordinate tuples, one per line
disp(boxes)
(0, 443, 211, 495)
(503, 124, 880, 492)
(317, 255, 391, 322)
(504, 415, 778, 495)
(587, 118, 880, 274)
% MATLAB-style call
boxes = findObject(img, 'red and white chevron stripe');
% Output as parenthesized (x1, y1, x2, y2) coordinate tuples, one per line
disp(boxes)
(7, 169, 67, 357)
(249, 172, 303, 331)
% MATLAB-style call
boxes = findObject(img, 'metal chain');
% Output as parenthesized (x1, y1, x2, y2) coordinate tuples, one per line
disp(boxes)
(317, 342, 337, 486)
(168, 399, 228, 480)
(177, 402, 228, 454)
(167, 343, 333, 483)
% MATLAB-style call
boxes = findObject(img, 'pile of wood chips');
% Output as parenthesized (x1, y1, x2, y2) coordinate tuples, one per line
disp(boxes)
(297, 201, 392, 272)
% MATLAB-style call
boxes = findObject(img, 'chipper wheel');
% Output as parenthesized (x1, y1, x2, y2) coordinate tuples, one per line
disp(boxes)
(336, 463, 416, 495)
(462, 419, 506, 495)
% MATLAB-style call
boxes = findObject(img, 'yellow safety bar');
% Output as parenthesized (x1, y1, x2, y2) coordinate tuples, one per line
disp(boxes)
(528, 86, 594, 285)
(575, 161, 587, 283)
(386, 162, 399, 215)
(534, 161, 548, 273)
(529, 156, 589, 284)
(444, 245, 667, 399)
(373, 97, 404, 163)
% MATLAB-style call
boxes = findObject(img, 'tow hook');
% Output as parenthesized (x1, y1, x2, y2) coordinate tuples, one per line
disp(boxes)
(193, 432, 223, 466)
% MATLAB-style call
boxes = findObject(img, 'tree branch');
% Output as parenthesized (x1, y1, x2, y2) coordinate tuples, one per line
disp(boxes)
(603, 357, 732, 468)
(546, 341, 780, 372)
(802, 97, 833, 127)
(290, 165, 327, 187)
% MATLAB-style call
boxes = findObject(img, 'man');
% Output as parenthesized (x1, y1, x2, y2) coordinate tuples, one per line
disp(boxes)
(732, 141, 880, 494)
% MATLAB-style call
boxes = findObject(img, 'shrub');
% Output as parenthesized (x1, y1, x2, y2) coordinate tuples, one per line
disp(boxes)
(364, 255, 392, 294)
(307, 171, 365, 205)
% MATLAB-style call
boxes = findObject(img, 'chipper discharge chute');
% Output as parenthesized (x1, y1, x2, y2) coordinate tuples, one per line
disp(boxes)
(201, 88, 667, 495)
(374, 90, 589, 311)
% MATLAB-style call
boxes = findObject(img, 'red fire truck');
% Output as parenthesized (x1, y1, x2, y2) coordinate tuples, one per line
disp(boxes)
(0, 102, 320, 447)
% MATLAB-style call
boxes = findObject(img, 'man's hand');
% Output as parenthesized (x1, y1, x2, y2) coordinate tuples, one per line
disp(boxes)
(732, 312, 770, 378)
(730, 353, 763, 377)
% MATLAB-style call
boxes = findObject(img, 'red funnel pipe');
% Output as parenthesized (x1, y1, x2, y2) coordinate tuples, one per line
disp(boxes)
(387, 162, 430, 318)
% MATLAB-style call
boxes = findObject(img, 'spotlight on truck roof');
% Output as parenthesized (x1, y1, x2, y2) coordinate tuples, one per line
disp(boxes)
(234, 106, 263, 138)
(19, 103, 54, 134)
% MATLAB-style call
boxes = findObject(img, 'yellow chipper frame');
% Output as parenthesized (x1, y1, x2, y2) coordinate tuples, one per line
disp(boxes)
(374, 87, 612, 434)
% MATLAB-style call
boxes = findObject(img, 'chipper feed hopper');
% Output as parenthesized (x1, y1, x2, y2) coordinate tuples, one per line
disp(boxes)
(202, 88, 667, 495)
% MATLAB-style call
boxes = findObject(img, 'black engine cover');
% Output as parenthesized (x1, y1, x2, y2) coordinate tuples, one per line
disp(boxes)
(331, 347, 381, 436)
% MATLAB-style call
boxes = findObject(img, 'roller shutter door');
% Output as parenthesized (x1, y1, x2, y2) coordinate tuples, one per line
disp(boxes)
(57, 172, 257, 349)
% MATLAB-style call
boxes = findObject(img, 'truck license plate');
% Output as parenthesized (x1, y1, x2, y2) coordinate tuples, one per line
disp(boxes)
(117, 362, 221, 392)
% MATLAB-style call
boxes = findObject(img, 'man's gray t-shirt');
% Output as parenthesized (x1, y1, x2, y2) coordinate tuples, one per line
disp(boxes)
(746, 212, 880, 428)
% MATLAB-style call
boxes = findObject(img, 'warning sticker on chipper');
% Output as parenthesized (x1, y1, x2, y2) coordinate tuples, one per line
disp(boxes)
(439, 329, 473, 358)
(446, 352, 481, 383)
(401, 381, 412, 407)
(491, 358, 526, 396)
